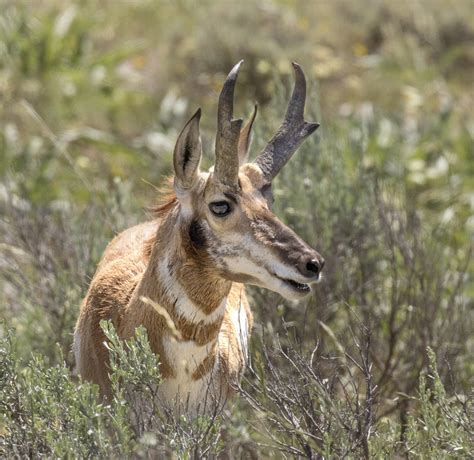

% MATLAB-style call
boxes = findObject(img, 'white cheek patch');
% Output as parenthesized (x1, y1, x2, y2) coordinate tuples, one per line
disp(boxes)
(222, 255, 266, 280)
(220, 234, 268, 275)
(243, 235, 302, 281)
(218, 232, 305, 297)
(220, 234, 269, 275)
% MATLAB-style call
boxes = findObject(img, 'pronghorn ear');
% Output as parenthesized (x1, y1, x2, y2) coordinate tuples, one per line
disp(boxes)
(237, 104, 257, 165)
(173, 108, 202, 190)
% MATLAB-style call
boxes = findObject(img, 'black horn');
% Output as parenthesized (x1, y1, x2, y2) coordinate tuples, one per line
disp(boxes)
(255, 63, 319, 181)
(214, 61, 244, 189)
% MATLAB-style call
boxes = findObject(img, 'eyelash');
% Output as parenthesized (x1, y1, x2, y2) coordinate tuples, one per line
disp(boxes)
(209, 201, 232, 217)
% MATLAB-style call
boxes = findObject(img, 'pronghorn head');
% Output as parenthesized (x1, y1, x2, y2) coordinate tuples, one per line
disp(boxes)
(172, 61, 324, 300)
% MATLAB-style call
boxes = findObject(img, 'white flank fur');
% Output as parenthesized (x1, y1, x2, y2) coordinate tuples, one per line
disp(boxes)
(159, 338, 218, 412)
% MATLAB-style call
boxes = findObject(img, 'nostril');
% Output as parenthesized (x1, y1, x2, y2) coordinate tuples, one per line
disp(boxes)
(306, 259, 321, 276)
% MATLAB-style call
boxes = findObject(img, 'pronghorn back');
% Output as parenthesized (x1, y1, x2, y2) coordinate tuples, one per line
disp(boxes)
(74, 61, 323, 414)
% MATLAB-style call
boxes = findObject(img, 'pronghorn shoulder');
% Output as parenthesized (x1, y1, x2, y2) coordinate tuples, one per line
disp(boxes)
(83, 220, 159, 316)
(97, 220, 159, 270)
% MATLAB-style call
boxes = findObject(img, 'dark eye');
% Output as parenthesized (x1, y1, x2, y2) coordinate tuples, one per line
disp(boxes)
(209, 201, 231, 217)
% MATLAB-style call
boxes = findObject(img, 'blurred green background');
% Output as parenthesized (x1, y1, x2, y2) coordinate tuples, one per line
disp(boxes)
(1, 0, 472, 213)
(0, 0, 473, 457)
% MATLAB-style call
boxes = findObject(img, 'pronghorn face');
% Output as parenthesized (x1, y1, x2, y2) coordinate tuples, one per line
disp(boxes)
(172, 62, 324, 300)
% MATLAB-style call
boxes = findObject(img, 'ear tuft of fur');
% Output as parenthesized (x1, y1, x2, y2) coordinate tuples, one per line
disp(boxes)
(148, 176, 178, 218)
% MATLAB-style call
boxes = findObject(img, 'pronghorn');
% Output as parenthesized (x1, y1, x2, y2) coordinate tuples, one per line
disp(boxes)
(74, 61, 324, 413)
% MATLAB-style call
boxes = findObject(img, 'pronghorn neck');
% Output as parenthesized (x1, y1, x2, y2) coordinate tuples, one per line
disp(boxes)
(135, 206, 234, 411)
(142, 204, 232, 338)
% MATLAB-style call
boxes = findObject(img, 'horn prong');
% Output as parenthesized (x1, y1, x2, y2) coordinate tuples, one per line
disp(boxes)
(285, 62, 306, 122)
(214, 60, 244, 188)
(255, 62, 319, 181)
(238, 104, 258, 163)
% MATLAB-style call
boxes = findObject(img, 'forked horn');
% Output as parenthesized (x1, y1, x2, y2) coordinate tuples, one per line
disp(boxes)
(255, 62, 319, 181)
(214, 61, 244, 188)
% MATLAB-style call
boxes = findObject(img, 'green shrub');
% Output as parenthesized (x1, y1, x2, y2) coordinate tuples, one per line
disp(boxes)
(1, 323, 471, 458)
(0, 0, 472, 457)
(0, 322, 222, 458)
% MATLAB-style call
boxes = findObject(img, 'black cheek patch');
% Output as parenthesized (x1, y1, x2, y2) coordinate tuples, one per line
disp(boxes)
(189, 220, 207, 248)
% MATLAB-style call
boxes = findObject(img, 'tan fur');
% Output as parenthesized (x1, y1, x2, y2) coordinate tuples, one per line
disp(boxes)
(75, 73, 323, 413)
(173, 315, 222, 345)
(192, 352, 216, 381)
(75, 187, 253, 404)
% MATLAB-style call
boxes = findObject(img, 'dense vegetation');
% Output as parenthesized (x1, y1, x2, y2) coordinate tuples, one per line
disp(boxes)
(1, 0, 472, 457)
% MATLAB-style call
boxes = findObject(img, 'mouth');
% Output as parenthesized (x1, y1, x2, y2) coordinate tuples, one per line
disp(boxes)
(281, 277, 311, 293)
